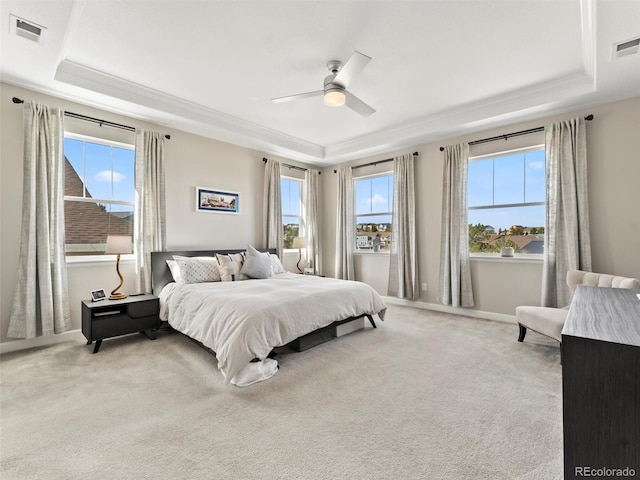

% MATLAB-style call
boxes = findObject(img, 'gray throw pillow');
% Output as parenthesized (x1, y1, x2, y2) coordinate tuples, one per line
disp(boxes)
(240, 245, 273, 279)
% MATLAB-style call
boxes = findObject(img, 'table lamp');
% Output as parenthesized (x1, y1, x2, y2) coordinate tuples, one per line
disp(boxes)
(292, 236, 307, 273)
(105, 235, 132, 300)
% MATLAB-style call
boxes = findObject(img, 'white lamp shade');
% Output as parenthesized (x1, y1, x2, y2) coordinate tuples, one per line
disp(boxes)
(292, 236, 307, 249)
(105, 235, 133, 254)
(324, 89, 346, 107)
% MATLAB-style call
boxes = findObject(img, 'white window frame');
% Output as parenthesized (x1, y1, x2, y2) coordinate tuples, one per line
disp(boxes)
(63, 132, 136, 261)
(354, 171, 394, 254)
(468, 144, 545, 259)
(281, 175, 303, 252)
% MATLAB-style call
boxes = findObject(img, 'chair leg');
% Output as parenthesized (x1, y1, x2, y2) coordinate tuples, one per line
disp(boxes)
(517, 324, 527, 342)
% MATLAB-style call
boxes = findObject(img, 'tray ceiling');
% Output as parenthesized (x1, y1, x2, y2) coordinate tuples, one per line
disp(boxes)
(1, 0, 639, 165)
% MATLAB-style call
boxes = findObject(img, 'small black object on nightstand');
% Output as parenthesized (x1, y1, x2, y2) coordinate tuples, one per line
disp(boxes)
(90, 289, 106, 302)
(81, 294, 160, 354)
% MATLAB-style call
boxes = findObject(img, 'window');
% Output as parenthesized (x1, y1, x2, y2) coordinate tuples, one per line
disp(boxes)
(467, 146, 545, 254)
(281, 177, 302, 249)
(355, 173, 393, 252)
(64, 134, 135, 255)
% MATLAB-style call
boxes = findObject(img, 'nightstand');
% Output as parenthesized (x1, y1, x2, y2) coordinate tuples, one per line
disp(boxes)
(82, 294, 160, 353)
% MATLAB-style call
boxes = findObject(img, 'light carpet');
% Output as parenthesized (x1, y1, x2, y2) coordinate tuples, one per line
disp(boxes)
(0, 305, 563, 480)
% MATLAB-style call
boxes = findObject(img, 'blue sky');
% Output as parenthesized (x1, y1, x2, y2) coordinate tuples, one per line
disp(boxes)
(355, 174, 393, 224)
(65, 139, 543, 230)
(349, 151, 545, 230)
(468, 149, 545, 230)
(64, 138, 135, 212)
(281, 178, 301, 224)
(468, 204, 545, 231)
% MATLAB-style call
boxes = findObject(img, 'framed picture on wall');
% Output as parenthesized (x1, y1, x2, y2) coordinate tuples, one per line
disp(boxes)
(196, 186, 240, 214)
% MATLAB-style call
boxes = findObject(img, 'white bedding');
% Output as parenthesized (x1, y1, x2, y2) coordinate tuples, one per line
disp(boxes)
(159, 272, 386, 385)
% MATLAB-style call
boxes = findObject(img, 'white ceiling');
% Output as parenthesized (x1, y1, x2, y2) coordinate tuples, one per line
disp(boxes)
(1, 0, 639, 166)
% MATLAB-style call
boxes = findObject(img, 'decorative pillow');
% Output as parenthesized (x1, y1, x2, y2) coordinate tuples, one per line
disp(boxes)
(269, 253, 287, 275)
(166, 259, 182, 283)
(217, 255, 248, 282)
(229, 252, 246, 264)
(215, 252, 246, 266)
(173, 256, 221, 284)
(241, 245, 273, 279)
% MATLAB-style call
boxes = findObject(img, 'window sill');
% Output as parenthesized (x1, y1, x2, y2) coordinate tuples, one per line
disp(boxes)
(353, 250, 390, 256)
(470, 254, 543, 263)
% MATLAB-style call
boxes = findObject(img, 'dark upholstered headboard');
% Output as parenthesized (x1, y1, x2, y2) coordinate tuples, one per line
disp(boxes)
(150, 248, 276, 296)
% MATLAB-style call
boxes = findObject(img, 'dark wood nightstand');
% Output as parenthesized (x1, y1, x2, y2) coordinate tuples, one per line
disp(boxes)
(82, 294, 160, 353)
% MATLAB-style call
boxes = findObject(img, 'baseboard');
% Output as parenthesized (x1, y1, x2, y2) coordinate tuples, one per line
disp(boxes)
(381, 296, 516, 324)
(0, 329, 85, 355)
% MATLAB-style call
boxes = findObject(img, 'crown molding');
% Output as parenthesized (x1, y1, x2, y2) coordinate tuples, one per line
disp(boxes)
(13, 59, 597, 166)
(48, 0, 599, 167)
(54, 61, 596, 164)
(4, 0, 605, 166)
(323, 69, 596, 163)
(54, 60, 325, 161)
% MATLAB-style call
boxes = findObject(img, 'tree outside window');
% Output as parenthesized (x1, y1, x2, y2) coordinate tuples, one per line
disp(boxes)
(468, 147, 545, 254)
(281, 177, 302, 249)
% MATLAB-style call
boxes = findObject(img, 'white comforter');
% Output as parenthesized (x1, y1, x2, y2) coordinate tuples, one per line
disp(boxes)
(159, 273, 386, 384)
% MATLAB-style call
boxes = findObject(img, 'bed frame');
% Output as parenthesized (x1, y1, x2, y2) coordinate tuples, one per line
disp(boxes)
(150, 249, 376, 352)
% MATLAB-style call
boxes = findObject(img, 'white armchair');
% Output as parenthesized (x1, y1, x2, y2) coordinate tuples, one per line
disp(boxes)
(516, 270, 640, 344)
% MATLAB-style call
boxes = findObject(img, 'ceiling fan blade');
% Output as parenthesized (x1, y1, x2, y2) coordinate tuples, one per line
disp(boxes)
(345, 91, 376, 117)
(333, 51, 371, 88)
(271, 90, 323, 103)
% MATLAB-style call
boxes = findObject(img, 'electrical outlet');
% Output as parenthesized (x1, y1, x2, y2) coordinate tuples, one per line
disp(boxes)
(421, 283, 427, 292)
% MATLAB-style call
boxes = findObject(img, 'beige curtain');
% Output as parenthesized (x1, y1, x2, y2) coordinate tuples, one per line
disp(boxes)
(388, 153, 419, 299)
(542, 118, 591, 307)
(302, 168, 321, 274)
(263, 158, 283, 259)
(134, 130, 166, 293)
(8, 102, 71, 338)
(439, 143, 474, 308)
(335, 167, 354, 280)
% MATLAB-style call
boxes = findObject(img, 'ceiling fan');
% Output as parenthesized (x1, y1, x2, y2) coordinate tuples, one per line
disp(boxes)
(271, 51, 376, 117)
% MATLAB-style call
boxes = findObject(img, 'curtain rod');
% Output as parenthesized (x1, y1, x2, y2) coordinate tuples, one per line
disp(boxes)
(333, 152, 418, 173)
(11, 97, 171, 140)
(439, 115, 593, 151)
(262, 157, 321, 175)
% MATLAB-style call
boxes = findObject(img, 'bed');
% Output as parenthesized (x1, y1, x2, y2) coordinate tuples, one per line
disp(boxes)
(151, 248, 387, 386)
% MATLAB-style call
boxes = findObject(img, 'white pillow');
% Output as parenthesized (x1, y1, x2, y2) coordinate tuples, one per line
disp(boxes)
(166, 259, 182, 283)
(241, 245, 273, 279)
(269, 253, 287, 275)
(173, 256, 221, 284)
(217, 255, 248, 282)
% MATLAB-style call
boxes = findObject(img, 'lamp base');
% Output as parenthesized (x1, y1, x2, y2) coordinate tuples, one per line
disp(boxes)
(109, 292, 127, 300)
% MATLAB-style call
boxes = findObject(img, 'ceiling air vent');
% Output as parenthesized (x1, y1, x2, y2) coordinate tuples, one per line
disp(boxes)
(9, 14, 47, 44)
(612, 37, 640, 60)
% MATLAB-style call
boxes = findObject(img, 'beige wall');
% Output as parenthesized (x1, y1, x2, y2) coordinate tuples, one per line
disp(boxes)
(0, 83, 305, 346)
(323, 96, 640, 316)
(2, 80, 638, 348)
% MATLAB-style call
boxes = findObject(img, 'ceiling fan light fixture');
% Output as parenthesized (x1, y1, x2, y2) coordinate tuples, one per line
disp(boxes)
(324, 88, 346, 107)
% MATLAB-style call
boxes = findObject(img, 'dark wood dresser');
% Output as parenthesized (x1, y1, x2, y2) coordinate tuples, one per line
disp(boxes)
(562, 285, 640, 479)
